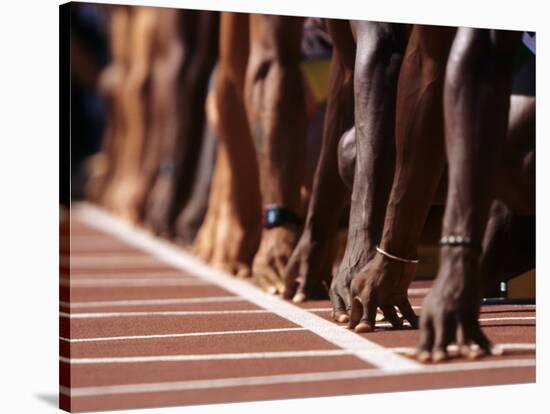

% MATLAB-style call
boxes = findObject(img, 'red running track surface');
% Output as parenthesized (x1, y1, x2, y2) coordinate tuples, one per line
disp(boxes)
(59, 204, 535, 412)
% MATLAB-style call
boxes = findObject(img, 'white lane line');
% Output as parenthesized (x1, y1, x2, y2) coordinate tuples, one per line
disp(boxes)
(479, 316, 535, 323)
(391, 343, 536, 355)
(59, 296, 244, 309)
(59, 278, 210, 287)
(60, 327, 309, 343)
(63, 234, 110, 243)
(61, 309, 266, 318)
(63, 235, 115, 243)
(59, 308, 537, 322)
(60, 358, 535, 397)
(60, 349, 353, 364)
(60, 308, 328, 318)
(65, 262, 171, 270)
(62, 255, 165, 267)
(299, 306, 422, 312)
(60, 252, 142, 257)
(407, 288, 430, 296)
(61, 300, 533, 312)
(305, 306, 536, 314)
(76, 203, 421, 372)
(65, 272, 191, 279)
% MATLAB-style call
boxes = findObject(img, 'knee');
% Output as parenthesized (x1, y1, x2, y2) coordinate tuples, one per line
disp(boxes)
(246, 51, 301, 91)
(445, 30, 480, 89)
(354, 24, 405, 84)
(338, 127, 356, 190)
(98, 63, 125, 98)
(123, 64, 149, 100)
(243, 51, 303, 119)
(214, 69, 241, 120)
(246, 22, 303, 85)
(446, 29, 519, 90)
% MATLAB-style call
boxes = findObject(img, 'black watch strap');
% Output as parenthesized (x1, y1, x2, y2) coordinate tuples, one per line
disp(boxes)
(262, 206, 303, 229)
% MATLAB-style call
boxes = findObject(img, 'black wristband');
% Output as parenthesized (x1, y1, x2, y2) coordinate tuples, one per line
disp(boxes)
(262, 206, 303, 229)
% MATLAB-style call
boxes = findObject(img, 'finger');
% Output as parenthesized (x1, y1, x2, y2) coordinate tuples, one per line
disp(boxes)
(271, 260, 287, 294)
(416, 314, 434, 362)
(264, 259, 285, 294)
(353, 294, 378, 333)
(282, 267, 299, 300)
(397, 299, 418, 328)
(348, 296, 364, 330)
(252, 272, 273, 292)
(292, 293, 306, 303)
(290, 281, 307, 303)
(431, 348, 448, 363)
(192, 241, 213, 262)
(273, 278, 286, 295)
(345, 276, 361, 315)
(274, 256, 289, 281)
(469, 326, 493, 358)
(329, 288, 349, 323)
(235, 263, 251, 279)
(218, 262, 237, 276)
(260, 266, 284, 295)
(349, 293, 377, 333)
(342, 285, 352, 314)
(283, 284, 298, 300)
(380, 305, 403, 329)
(456, 322, 471, 357)
(431, 314, 454, 363)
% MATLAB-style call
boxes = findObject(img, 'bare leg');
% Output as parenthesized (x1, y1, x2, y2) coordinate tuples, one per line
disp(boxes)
(104, 6, 157, 222)
(171, 33, 221, 243)
(245, 15, 307, 293)
(174, 125, 218, 246)
(86, 5, 130, 205)
(283, 19, 355, 301)
(192, 12, 262, 276)
(144, 11, 219, 236)
(192, 137, 226, 262)
(136, 8, 183, 222)
(167, 11, 220, 235)
(482, 94, 535, 295)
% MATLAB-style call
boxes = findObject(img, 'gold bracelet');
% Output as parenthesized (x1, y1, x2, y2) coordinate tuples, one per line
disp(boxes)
(375, 245, 419, 264)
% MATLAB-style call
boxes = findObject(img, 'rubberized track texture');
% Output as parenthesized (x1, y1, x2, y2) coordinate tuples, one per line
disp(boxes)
(59, 203, 535, 412)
